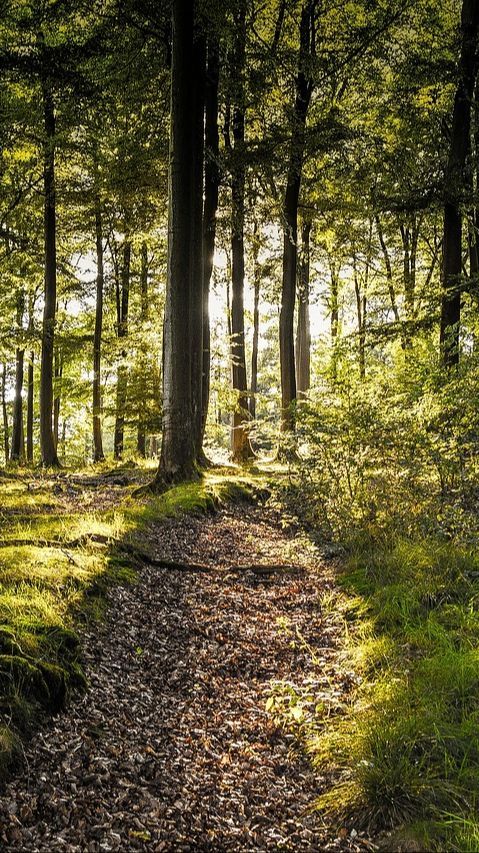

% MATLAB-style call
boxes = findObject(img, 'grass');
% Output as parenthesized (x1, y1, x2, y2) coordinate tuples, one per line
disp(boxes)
(0, 463, 265, 781)
(299, 535, 479, 851)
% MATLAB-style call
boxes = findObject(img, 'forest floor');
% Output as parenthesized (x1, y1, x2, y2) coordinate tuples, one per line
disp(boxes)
(0, 469, 376, 852)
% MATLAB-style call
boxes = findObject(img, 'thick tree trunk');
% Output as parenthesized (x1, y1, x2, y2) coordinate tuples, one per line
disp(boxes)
(156, 0, 205, 485)
(229, 1, 253, 463)
(191, 31, 206, 458)
(279, 1, 315, 435)
(39, 73, 60, 466)
(2, 364, 9, 464)
(440, 0, 479, 367)
(201, 36, 220, 443)
(93, 192, 105, 462)
(296, 219, 311, 395)
(114, 239, 131, 460)
(137, 241, 149, 458)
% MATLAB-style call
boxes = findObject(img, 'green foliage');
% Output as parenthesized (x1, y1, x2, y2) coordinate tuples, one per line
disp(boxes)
(294, 358, 479, 545)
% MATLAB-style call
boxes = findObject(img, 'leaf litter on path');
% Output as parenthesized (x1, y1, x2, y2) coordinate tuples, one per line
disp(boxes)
(0, 503, 374, 852)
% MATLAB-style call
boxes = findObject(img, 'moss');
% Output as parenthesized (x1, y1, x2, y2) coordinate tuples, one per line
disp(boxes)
(0, 654, 50, 707)
(0, 626, 22, 656)
(0, 726, 20, 782)
(37, 661, 68, 711)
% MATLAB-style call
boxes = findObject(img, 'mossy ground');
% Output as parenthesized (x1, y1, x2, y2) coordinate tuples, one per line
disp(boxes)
(0, 461, 266, 781)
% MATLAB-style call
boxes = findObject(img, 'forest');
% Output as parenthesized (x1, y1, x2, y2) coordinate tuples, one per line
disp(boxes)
(0, 0, 478, 850)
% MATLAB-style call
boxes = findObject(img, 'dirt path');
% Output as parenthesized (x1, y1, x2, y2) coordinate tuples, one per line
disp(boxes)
(0, 504, 371, 852)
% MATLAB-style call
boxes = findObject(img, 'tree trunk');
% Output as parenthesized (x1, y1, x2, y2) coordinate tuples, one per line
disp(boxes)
(27, 351, 34, 464)
(156, 0, 205, 485)
(250, 220, 261, 420)
(191, 30, 206, 459)
(114, 239, 131, 460)
(26, 295, 35, 464)
(93, 191, 105, 462)
(229, 1, 253, 463)
(39, 69, 60, 466)
(296, 219, 311, 395)
(2, 364, 9, 464)
(11, 289, 25, 462)
(353, 250, 366, 381)
(201, 36, 220, 443)
(137, 241, 149, 458)
(53, 347, 62, 452)
(279, 0, 315, 435)
(440, 0, 479, 368)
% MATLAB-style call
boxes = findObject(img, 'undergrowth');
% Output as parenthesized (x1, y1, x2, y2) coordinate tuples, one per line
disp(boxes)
(267, 528, 479, 851)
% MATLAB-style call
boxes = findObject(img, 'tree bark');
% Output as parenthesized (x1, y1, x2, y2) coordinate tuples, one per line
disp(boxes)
(53, 346, 62, 452)
(27, 352, 34, 463)
(440, 0, 479, 368)
(191, 30, 206, 459)
(137, 241, 149, 458)
(2, 364, 9, 464)
(250, 220, 261, 420)
(93, 190, 105, 462)
(279, 0, 316, 434)
(114, 238, 131, 460)
(201, 36, 220, 443)
(39, 68, 60, 466)
(229, 1, 253, 462)
(26, 295, 35, 464)
(156, 0, 205, 485)
(353, 250, 366, 381)
(11, 289, 25, 462)
(296, 219, 311, 395)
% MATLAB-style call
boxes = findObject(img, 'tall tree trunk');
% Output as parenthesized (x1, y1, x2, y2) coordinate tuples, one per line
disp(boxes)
(353, 250, 367, 381)
(250, 219, 261, 419)
(27, 351, 34, 464)
(296, 219, 311, 395)
(440, 0, 479, 367)
(11, 289, 25, 462)
(191, 30, 206, 459)
(201, 35, 220, 443)
(137, 241, 149, 458)
(156, 0, 205, 485)
(400, 217, 419, 346)
(114, 238, 131, 460)
(93, 191, 105, 462)
(279, 0, 316, 435)
(26, 295, 35, 464)
(53, 347, 62, 451)
(2, 364, 9, 464)
(228, 1, 253, 463)
(39, 66, 59, 466)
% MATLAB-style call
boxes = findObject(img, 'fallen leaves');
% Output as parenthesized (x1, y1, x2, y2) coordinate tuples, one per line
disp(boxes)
(0, 503, 375, 852)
